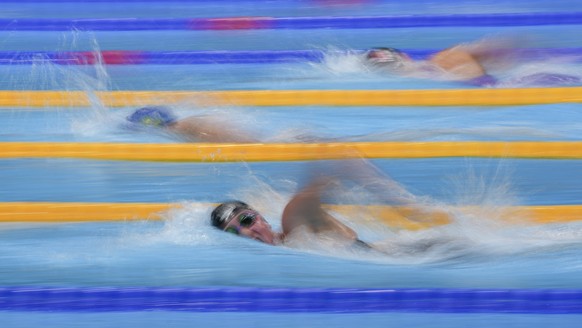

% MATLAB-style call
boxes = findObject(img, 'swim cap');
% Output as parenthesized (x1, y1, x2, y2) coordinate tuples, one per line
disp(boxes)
(211, 201, 251, 229)
(126, 106, 177, 127)
(365, 47, 406, 69)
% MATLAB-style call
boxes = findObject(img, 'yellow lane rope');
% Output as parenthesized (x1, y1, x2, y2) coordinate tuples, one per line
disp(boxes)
(0, 202, 580, 230)
(1, 87, 582, 107)
(2, 141, 582, 161)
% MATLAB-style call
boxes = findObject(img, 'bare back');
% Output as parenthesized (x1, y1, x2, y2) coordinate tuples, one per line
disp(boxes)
(170, 116, 258, 143)
(428, 46, 487, 80)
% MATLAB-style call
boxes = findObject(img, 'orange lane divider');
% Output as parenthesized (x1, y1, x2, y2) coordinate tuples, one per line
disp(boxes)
(2, 141, 582, 162)
(1, 87, 582, 107)
(1, 202, 581, 230)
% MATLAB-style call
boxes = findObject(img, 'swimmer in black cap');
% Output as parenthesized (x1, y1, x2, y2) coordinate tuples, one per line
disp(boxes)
(210, 159, 445, 249)
(365, 45, 498, 86)
(211, 177, 370, 247)
(364, 36, 582, 87)
(365, 47, 410, 71)
(364, 36, 560, 86)
(126, 106, 258, 143)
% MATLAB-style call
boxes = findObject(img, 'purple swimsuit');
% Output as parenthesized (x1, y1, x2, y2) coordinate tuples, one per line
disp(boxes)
(466, 72, 580, 87)
(466, 74, 498, 87)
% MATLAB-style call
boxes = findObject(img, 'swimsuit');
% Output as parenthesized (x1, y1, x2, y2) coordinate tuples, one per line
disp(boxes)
(514, 72, 580, 86)
(353, 239, 373, 250)
(466, 72, 580, 88)
(466, 74, 498, 87)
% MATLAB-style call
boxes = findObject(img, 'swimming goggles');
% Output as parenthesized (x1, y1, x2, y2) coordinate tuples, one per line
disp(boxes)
(224, 212, 257, 235)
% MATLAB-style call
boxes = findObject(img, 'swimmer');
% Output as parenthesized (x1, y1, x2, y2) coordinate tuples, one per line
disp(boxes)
(364, 42, 500, 86)
(126, 106, 258, 143)
(364, 37, 580, 87)
(210, 159, 444, 250)
(211, 178, 373, 248)
(126, 106, 341, 143)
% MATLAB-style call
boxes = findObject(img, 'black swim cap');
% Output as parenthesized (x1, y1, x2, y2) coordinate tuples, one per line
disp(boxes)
(365, 47, 405, 68)
(211, 201, 251, 229)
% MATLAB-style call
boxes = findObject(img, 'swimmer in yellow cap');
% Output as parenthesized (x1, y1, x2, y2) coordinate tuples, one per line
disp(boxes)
(126, 106, 258, 143)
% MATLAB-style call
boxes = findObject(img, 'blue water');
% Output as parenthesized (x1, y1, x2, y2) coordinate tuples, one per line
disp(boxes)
(3, 1, 582, 327)
(2, 26, 582, 52)
(4, 0, 582, 18)
(4, 312, 582, 328)
(4, 104, 582, 142)
(2, 158, 582, 205)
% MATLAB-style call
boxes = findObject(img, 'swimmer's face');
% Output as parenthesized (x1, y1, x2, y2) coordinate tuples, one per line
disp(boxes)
(223, 208, 277, 245)
(365, 48, 411, 71)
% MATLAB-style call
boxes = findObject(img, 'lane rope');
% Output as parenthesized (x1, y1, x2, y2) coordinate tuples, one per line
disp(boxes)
(1, 286, 582, 313)
(1, 88, 582, 107)
(1, 48, 579, 65)
(2, 13, 582, 30)
(0, 202, 580, 227)
(3, 141, 582, 162)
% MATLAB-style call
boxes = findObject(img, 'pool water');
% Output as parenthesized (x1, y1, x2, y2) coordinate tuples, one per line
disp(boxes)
(2, 0, 582, 327)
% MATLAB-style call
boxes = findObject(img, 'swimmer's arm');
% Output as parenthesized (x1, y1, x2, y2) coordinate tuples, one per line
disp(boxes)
(456, 36, 524, 62)
(330, 159, 450, 224)
(168, 116, 259, 143)
(333, 158, 417, 205)
(428, 47, 487, 80)
(282, 177, 357, 240)
(432, 36, 523, 77)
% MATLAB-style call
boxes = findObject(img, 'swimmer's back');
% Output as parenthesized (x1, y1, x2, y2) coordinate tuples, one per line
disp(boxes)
(428, 47, 487, 81)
